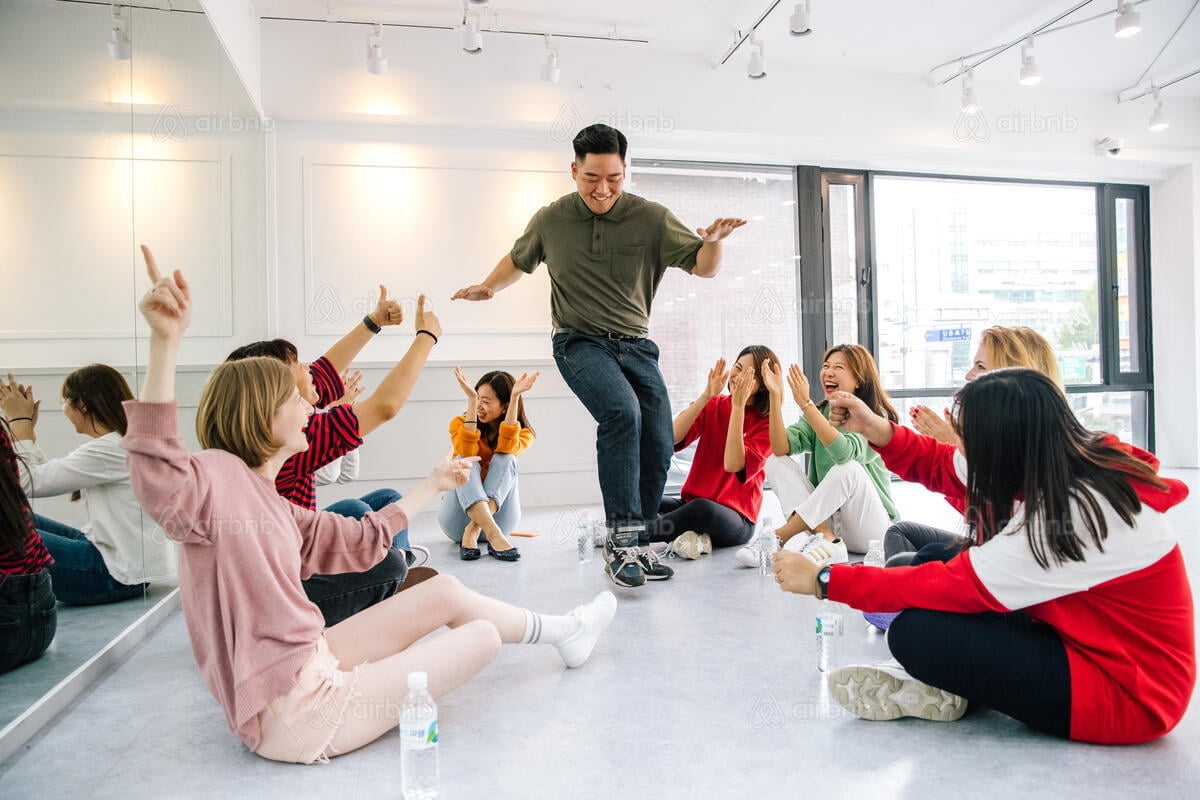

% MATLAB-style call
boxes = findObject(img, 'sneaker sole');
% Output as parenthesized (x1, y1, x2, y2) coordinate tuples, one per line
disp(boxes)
(827, 666, 967, 722)
(642, 570, 672, 581)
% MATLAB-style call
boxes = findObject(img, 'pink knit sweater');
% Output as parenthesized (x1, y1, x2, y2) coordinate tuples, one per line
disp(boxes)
(121, 401, 408, 752)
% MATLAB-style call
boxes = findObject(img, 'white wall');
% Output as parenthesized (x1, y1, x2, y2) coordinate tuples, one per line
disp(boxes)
(1151, 165, 1200, 466)
(198, 0, 264, 116)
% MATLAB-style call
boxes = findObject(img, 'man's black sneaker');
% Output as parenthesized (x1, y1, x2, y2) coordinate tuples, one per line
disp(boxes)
(605, 545, 646, 588)
(637, 547, 674, 581)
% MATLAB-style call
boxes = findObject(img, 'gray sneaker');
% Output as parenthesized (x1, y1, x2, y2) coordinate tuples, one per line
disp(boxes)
(827, 660, 967, 722)
(637, 547, 674, 580)
(604, 544, 646, 588)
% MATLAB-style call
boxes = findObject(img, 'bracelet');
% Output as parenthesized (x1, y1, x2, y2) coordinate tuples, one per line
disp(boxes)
(362, 315, 382, 334)
(800, 400, 815, 411)
(416, 329, 439, 344)
(6, 417, 32, 423)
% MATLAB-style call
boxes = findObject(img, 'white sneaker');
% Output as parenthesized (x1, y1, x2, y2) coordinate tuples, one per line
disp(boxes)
(796, 535, 849, 567)
(827, 659, 967, 722)
(734, 544, 760, 568)
(668, 531, 712, 560)
(556, 591, 617, 668)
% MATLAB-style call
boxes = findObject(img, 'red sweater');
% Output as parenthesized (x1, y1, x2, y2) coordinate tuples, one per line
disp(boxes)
(0, 424, 52, 576)
(835, 426, 1194, 744)
(676, 394, 772, 523)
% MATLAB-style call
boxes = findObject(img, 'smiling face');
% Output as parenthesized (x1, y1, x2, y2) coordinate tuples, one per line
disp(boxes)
(62, 396, 89, 436)
(571, 152, 626, 215)
(819, 351, 859, 400)
(271, 387, 313, 460)
(476, 383, 507, 425)
(728, 353, 758, 400)
(288, 359, 319, 405)
(965, 343, 994, 382)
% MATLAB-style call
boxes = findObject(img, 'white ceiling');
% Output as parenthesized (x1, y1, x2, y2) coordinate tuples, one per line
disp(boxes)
(251, 0, 1200, 98)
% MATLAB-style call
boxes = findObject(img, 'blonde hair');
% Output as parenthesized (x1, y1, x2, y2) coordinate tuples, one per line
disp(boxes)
(979, 326, 1064, 389)
(197, 357, 294, 468)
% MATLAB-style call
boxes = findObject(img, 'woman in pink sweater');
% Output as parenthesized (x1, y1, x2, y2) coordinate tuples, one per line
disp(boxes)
(123, 247, 616, 764)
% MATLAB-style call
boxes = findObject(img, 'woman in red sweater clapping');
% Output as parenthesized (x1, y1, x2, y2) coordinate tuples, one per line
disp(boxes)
(650, 346, 777, 559)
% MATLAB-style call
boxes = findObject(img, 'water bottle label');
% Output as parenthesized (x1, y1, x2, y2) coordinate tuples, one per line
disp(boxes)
(400, 719, 438, 749)
(816, 615, 839, 635)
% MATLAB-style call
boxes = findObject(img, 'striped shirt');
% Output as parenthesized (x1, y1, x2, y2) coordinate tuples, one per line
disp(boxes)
(274, 356, 363, 510)
(0, 424, 53, 577)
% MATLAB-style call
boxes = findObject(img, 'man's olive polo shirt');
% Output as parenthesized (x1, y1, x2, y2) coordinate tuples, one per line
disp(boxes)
(510, 192, 704, 338)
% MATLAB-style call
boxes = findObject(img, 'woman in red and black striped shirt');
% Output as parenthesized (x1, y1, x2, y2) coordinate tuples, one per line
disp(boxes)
(0, 418, 57, 673)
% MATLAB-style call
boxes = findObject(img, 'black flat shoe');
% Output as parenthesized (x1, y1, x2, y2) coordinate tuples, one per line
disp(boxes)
(486, 542, 521, 561)
(459, 544, 481, 561)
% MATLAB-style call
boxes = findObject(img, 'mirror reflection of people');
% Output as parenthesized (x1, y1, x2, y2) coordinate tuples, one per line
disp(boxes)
(650, 348, 776, 559)
(0, 419, 56, 673)
(125, 247, 617, 764)
(453, 123, 746, 589)
(775, 369, 1193, 745)
(2, 367, 175, 605)
(440, 369, 536, 561)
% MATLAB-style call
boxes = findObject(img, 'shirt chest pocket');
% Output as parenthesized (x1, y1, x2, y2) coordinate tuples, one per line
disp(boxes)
(611, 245, 646, 284)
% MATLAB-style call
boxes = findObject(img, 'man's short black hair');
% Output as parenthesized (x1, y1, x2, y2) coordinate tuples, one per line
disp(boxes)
(226, 339, 299, 364)
(572, 123, 627, 162)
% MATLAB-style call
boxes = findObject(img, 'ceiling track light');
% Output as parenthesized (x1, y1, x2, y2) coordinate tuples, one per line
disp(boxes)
(1148, 87, 1169, 131)
(1114, 0, 1142, 38)
(1018, 36, 1041, 85)
(789, 2, 812, 36)
(747, 34, 766, 79)
(366, 23, 387, 74)
(462, 13, 483, 53)
(540, 34, 560, 83)
(961, 67, 979, 113)
(107, 4, 131, 61)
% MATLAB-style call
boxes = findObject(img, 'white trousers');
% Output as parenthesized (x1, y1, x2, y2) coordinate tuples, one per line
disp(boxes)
(765, 456, 892, 554)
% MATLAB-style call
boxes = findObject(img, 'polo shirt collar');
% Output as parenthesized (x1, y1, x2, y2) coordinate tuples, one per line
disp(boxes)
(571, 191, 630, 222)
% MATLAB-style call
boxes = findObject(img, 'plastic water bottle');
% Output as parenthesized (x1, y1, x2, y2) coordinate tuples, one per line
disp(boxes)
(863, 539, 885, 568)
(758, 519, 778, 576)
(400, 671, 439, 799)
(815, 599, 844, 672)
(577, 523, 593, 562)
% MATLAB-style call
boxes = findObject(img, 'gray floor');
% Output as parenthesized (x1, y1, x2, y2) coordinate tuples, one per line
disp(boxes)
(0, 582, 176, 733)
(2, 474, 1199, 799)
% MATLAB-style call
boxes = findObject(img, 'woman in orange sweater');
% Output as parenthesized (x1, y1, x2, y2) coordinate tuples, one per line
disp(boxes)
(439, 368, 536, 561)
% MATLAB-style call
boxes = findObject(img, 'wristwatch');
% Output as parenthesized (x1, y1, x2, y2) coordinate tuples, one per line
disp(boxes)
(815, 566, 832, 600)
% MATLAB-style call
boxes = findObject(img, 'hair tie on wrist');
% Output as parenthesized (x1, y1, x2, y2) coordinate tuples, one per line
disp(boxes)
(417, 329, 438, 344)
(7, 417, 33, 423)
(362, 315, 382, 334)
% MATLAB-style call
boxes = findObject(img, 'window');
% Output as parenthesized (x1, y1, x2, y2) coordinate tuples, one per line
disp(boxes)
(632, 162, 797, 412)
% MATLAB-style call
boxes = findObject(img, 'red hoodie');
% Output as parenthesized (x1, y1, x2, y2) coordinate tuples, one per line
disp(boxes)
(835, 423, 1194, 744)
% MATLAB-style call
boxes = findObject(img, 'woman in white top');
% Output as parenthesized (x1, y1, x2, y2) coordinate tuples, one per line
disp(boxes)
(0, 366, 175, 604)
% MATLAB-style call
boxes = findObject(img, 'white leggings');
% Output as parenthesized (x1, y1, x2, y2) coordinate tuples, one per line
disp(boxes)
(765, 456, 892, 554)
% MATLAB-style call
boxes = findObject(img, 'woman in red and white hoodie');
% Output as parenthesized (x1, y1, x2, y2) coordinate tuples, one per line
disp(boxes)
(774, 368, 1194, 745)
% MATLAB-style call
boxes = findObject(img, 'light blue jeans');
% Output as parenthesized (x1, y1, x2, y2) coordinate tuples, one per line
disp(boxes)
(438, 453, 522, 543)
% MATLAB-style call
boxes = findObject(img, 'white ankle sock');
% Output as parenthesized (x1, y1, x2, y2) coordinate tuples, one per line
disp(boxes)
(520, 608, 581, 645)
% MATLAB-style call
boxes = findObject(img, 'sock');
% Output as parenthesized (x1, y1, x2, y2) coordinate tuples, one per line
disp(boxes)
(519, 608, 581, 645)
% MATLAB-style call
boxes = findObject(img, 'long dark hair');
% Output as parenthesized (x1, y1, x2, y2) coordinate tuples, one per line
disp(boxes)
(62, 364, 133, 436)
(953, 368, 1166, 569)
(735, 345, 780, 418)
(475, 371, 534, 449)
(820, 344, 899, 423)
(0, 419, 34, 558)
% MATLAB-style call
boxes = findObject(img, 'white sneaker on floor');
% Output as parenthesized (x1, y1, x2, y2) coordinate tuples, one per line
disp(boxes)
(734, 544, 759, 568)
(796, 535, 849, 567)
(556, 591, 617, 668)
(827, 660, 967, 722)
(668, 531, 712, 560)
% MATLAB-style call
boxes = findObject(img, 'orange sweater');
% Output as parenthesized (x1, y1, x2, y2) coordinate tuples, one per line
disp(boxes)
(449, 416, 534, 479)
